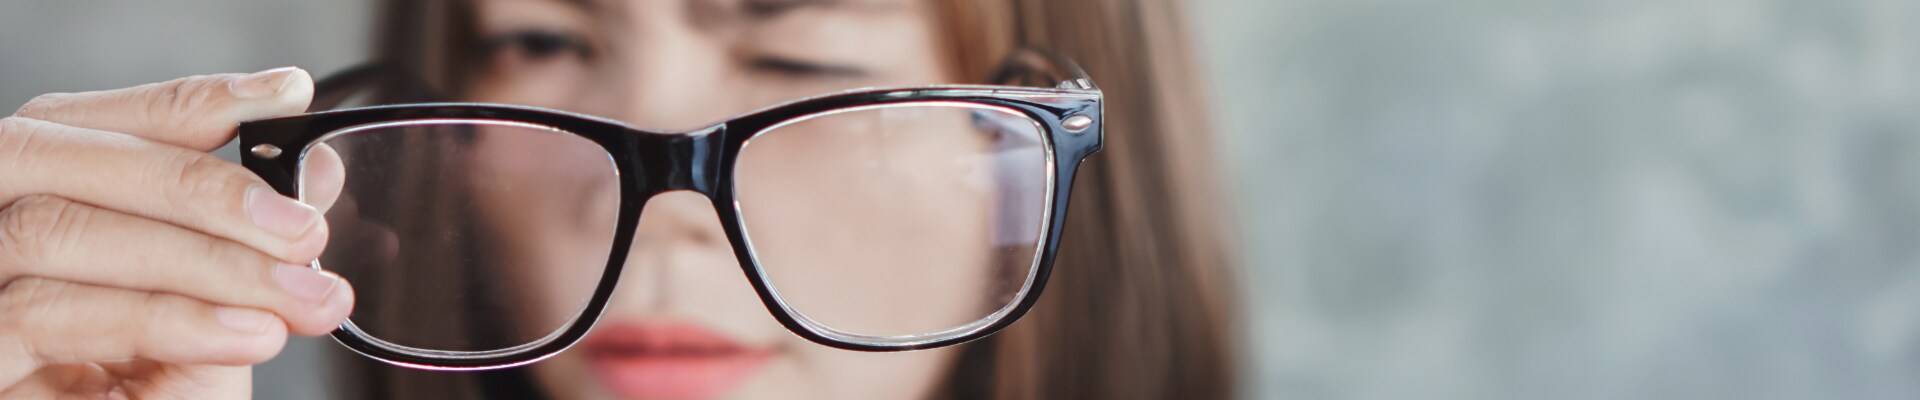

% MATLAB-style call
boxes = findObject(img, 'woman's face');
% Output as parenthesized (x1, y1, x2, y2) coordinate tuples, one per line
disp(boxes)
(458, 0, 991, 399)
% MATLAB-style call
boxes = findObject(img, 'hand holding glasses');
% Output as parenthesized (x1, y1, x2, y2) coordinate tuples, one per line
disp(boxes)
(239, 48, 1103, 370)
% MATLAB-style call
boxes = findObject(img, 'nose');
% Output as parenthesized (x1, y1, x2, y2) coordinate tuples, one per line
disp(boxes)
(592, 1, 767, 316)
(607, 191, 750, 313)
(634, 191, 730, 251)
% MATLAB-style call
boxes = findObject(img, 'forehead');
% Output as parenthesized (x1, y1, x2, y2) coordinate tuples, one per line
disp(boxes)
(528, 0, 916, 15)
(480, 0, 930, 36)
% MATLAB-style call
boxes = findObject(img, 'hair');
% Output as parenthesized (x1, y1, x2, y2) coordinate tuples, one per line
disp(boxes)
(334, 0, 1237, 398)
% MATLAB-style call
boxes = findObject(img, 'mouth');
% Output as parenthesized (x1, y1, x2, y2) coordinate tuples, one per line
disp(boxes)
(583, 322, 774, 399)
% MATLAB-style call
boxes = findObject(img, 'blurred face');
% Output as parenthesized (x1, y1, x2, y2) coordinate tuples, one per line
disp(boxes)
(455, 0, 1001, 399)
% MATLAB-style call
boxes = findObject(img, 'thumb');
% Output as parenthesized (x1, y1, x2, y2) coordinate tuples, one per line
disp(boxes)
(12, 67, 314, 152)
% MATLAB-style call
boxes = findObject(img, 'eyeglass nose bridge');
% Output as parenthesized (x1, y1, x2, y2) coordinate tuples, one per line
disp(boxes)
(625, 124, 727, 197)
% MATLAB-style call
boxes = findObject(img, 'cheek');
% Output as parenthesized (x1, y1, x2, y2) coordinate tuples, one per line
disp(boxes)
(464, 129, 622, 335)
(734, 108, 1006, 337)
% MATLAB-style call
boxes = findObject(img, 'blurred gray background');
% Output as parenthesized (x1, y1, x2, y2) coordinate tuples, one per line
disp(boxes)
(4, 0, 1918, 399)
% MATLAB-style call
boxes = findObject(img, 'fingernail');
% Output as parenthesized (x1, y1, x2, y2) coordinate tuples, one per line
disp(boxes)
(274, 263, 340, 303)
(248, 185, 319, 240)
(215, 306, 276, 334)
(229, 67, 299, 99)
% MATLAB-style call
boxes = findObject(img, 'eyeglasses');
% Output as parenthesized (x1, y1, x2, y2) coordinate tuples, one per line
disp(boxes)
(239, 48, 1102, 370)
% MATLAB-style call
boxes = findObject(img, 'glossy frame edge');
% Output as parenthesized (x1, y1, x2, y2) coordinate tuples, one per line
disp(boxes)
(237, 49, 1104, 369)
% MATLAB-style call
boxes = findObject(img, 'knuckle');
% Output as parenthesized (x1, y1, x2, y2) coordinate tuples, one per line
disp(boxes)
(137, 291, 190, 330)
(0, 116, 24, 139)
(12, 92, 76, 118)
(0, 117, 52, 173)
(0, 196, 85, 272)
(197, 234, 274, 288)
(161, 150, 256, 215)
(0, 277, 59, 333)
(144, 75, 223, 127)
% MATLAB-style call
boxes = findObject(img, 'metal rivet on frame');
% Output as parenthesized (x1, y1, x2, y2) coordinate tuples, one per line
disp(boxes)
(1062, 115, 1094, 133)
(250, 144, 284, 159)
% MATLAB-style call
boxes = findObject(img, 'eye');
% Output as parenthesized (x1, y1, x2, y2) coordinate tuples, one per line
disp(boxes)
(742, 0, 821, 17)
(481, 29, 596, 62)
(748, 56, 869, 79)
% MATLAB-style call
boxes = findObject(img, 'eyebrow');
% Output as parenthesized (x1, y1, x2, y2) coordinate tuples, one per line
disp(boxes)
(525, 0, 601, 13)
(742, 0, 842, 17)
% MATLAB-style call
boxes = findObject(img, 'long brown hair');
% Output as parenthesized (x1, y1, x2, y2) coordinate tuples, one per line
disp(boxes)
(335, 0, 1236, 398)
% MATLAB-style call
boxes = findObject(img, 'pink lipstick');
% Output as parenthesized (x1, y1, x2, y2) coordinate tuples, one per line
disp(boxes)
(583, 322, 773, 399)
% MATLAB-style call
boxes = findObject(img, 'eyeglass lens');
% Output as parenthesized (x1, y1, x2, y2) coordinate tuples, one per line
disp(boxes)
(299, 103, 1050, 354)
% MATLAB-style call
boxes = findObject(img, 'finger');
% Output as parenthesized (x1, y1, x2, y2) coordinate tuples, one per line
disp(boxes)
(0, 195, 353, 335)
(0, 278, 289, 388)
(100, 361, 251, 399)
(0, 117, 326, 263)
(325, 195, 404, 269)
(304, 144, 346, 214)
(2, 361, 250, 400)
(11, 68, 314, 152)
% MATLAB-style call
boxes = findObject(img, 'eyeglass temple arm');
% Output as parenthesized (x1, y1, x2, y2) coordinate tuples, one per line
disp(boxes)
(306, 63, 446, 112)
(987, 47, 1099, 91)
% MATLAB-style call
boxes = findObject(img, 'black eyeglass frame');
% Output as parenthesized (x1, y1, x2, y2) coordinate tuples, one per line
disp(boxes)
(238, 48, 1103, 370)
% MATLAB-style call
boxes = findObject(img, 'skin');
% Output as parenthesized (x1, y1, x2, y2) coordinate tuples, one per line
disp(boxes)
(0, 69, 356, 398)
(0, 0, 1029, 398)
(458, 0, 1030, 399)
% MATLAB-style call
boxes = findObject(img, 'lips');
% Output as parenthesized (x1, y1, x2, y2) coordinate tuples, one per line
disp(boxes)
(583, 322, 774, 399)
